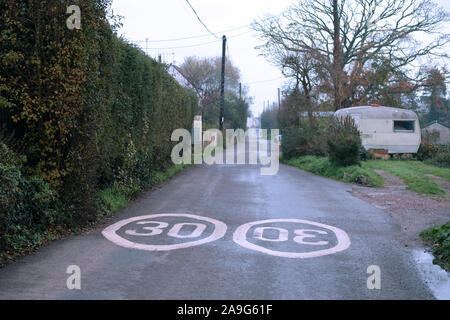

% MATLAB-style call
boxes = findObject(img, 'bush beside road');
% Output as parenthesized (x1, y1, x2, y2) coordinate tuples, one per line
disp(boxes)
(421, 222, 450, 271)
(0, 153, 189, 267)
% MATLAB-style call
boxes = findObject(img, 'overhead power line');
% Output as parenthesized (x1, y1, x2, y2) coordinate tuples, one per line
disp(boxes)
(185, 0, 220, 39)
(141, 39, 219, 50)
(131, 30, 254, 51)
(135, 25, 249, 43)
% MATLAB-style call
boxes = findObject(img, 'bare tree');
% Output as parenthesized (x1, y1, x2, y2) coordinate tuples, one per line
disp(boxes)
(178, 56, 251, 128)
(252, 0, 449, 110)
(282, 53, 320, 128)
(178, 56, 241, 100)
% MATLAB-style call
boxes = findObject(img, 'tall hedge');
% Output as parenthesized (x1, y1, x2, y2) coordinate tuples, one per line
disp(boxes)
(0, 0, 198, 229)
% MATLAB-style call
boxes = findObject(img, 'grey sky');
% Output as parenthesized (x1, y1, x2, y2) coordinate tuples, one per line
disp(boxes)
(111, 0, 449, 117)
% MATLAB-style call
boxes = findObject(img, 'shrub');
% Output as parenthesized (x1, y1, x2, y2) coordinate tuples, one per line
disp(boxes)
(360, 148, 373, 161)
(326, 116, 362, 167)
(281, 121, 327, 159)
(416, 141, 438, 161)
(0, 143, 59, 253)
(426, 144, 450, 168)
(420, 222, 450, 271)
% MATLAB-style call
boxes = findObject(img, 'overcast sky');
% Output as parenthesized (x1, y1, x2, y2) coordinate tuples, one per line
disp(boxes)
(110, 0, 449, 117)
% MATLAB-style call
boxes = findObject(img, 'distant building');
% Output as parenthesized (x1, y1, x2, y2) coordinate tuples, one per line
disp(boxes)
(300, 111, 334, 117)
(247, 117, 260, 128)
(166, 64, 199, 99)
(167, 64, 202, 144)
(422, 120, 450, 144)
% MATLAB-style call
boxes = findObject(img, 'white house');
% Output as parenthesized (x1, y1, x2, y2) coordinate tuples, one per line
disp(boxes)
(166, 64, 205, 146)
(334, 106, 421, 154)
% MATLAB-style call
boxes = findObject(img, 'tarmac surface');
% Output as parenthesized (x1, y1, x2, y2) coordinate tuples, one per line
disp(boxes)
(0, 132, 436, 299)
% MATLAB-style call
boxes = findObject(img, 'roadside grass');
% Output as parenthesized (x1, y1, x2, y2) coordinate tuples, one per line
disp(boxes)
(284, 156, 450, 194)
(99, 187, 128, 213)
(153, 164, 186, 184)
(364, 160, 450, 195)
(420, 222, 450, 271)
(99, 164, 187, 214)
(284, 156, 384, 187)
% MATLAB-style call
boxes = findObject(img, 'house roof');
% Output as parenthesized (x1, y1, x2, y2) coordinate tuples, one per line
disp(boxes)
(300, 111, 334, 117)
(167, 64, 197, 92)
(422, 120, 450, 130)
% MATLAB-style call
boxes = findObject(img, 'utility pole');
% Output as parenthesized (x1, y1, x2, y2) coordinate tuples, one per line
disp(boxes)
(239, 83, 242, 100)
(219, 35, 227, 131)
(278, 88, 281, 111)
(332, 0, 342, 111)
(145, 38, 149, 56)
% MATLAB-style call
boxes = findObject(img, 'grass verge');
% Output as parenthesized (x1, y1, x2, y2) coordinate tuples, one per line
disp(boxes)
(285, 156, 450, 195)
(99, 163, 187, 214)
(98, 187, 128, 213)
(420, 222, 450, 271)
(284, 156, 384, 187)
(364, 160, 450, 195)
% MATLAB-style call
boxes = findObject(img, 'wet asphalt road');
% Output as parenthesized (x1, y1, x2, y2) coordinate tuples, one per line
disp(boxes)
(0, 133, 435, 299)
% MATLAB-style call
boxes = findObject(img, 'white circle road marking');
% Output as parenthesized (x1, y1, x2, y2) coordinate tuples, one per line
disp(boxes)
(233, 219, 351, 258)
(102, 213, 227, 251)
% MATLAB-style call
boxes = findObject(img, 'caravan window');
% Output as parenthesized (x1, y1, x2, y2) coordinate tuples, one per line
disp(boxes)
(393, 120, 415, 132)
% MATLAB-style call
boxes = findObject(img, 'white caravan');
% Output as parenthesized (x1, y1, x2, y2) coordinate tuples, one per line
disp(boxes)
(334, 106, 421, 154)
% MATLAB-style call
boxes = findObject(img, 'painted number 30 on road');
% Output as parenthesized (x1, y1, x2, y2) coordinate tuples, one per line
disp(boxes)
(102, 214, 350, 258)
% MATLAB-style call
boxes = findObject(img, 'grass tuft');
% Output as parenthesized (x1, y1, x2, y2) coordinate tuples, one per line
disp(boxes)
(99, 187, 128, 213)
(420, 222, 450, 271)
(99, 164, 187, 214)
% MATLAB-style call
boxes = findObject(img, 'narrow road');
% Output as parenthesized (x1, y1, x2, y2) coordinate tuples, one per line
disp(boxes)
(0, 132, 434, 299)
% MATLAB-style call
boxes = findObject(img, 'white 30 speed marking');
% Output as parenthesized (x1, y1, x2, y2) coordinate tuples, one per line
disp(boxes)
(102, 213, 227, 251)
(233, 219, 351, 258)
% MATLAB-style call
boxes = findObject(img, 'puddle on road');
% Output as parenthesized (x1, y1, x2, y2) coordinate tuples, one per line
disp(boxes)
(413, 249, 450, 300)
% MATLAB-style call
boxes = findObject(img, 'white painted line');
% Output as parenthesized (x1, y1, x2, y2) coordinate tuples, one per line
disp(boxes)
(233, 219, 351, 258)
(102, 213, 227, 251)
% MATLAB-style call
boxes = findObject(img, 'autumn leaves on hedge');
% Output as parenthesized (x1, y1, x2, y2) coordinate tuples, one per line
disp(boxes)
(0, 0, 198, 240)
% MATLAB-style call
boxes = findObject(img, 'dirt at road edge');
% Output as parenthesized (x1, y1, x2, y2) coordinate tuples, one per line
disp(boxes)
(350, 170, 450, 248)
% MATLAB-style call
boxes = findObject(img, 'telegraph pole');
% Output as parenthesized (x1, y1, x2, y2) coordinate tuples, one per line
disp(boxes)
(278, 88, 281, 111)
(219, 35, 226, 131)
(239, 82, 242, 100)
